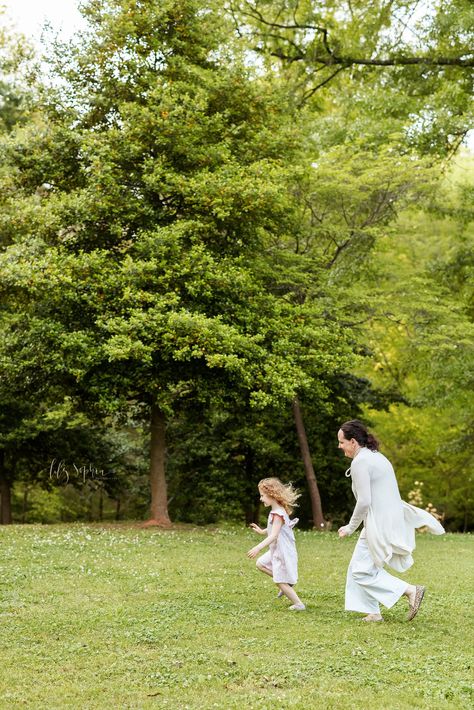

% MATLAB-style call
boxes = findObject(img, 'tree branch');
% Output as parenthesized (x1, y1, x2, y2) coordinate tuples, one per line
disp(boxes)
(272, 47, 474, 68)
(299, 66, 345, 104)
(238, 5, 474, 69)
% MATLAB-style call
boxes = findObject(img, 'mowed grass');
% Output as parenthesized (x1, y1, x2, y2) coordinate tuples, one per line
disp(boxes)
(0, 524, 472, 710)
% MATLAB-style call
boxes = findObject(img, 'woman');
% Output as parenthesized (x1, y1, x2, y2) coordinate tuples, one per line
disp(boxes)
(337, 420, 444, 622)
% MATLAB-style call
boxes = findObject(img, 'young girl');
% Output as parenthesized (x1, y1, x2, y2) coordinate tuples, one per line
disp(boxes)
(247, 477, 305, 611)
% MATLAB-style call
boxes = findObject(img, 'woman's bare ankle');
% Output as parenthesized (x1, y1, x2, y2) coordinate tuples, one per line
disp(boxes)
(362, 613, 383, 622)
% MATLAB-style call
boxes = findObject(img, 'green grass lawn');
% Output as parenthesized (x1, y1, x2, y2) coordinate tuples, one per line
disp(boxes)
(0, 524, 472, 709)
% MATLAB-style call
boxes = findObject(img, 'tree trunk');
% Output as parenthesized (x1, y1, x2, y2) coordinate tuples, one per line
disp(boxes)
(143, 404, 171, 527)
(98, 488, 103, 522)
(292, 397, 326, 530)
(0, 452, 12, 525)
(115, 497, 121, 521)
(22, 485, 29, 524)
(244, 447, 260, 525)
(88, 493, 94, 522)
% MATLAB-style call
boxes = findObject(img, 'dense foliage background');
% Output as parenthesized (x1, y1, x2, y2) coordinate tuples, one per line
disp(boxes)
(0, 0, 473, 530)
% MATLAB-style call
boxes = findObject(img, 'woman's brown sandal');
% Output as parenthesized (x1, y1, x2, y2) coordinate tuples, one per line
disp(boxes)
(407, 585, 426, 621)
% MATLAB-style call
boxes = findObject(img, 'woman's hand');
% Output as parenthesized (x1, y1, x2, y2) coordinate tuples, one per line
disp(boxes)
(247, 545, 261, 558)
(338, 526, 349, 538)
(249, 523, 265, 535)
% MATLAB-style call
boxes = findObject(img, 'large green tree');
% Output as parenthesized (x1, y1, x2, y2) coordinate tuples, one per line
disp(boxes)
(0, 0, 358, 526)
(3, 0, 469, 530)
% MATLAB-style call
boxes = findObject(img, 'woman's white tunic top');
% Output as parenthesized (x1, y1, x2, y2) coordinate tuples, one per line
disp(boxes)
(342, 448, 444, 571)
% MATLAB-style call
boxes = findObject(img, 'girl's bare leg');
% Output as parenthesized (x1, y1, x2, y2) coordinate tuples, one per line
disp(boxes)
(256, 560, 273, 577)
(278, 583, 304, 607)
(256, 562, 304, 608)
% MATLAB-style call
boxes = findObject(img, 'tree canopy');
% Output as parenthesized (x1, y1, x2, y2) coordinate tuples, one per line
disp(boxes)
(0, 0, 472, 529)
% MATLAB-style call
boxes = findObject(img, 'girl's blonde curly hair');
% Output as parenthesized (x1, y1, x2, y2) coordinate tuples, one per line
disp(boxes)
(258, 477, 300, 515)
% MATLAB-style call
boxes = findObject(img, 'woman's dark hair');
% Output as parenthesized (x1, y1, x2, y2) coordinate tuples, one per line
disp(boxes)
(340, 420, 379, 451)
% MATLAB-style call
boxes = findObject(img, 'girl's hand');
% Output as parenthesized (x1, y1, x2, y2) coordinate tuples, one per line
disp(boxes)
(338, 526, 349, 538)
(249, 523, 265, 535)
(247, 546, 261, 559)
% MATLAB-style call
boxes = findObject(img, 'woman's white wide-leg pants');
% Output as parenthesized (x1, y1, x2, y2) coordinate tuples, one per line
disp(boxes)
(345, 535, 408, 614)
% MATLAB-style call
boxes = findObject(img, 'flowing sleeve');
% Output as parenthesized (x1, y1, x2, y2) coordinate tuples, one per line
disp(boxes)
(344, 459, 372, 535)
(402, 502, 445, 535)
(269, 507, 286, 526)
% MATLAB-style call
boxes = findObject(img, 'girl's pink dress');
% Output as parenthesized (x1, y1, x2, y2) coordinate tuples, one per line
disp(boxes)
(258, 506, 298, 584)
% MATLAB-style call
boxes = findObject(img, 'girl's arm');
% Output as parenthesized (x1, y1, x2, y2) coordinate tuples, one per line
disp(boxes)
(249, 523, 266, 535)
(247, 515, 283, 558)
